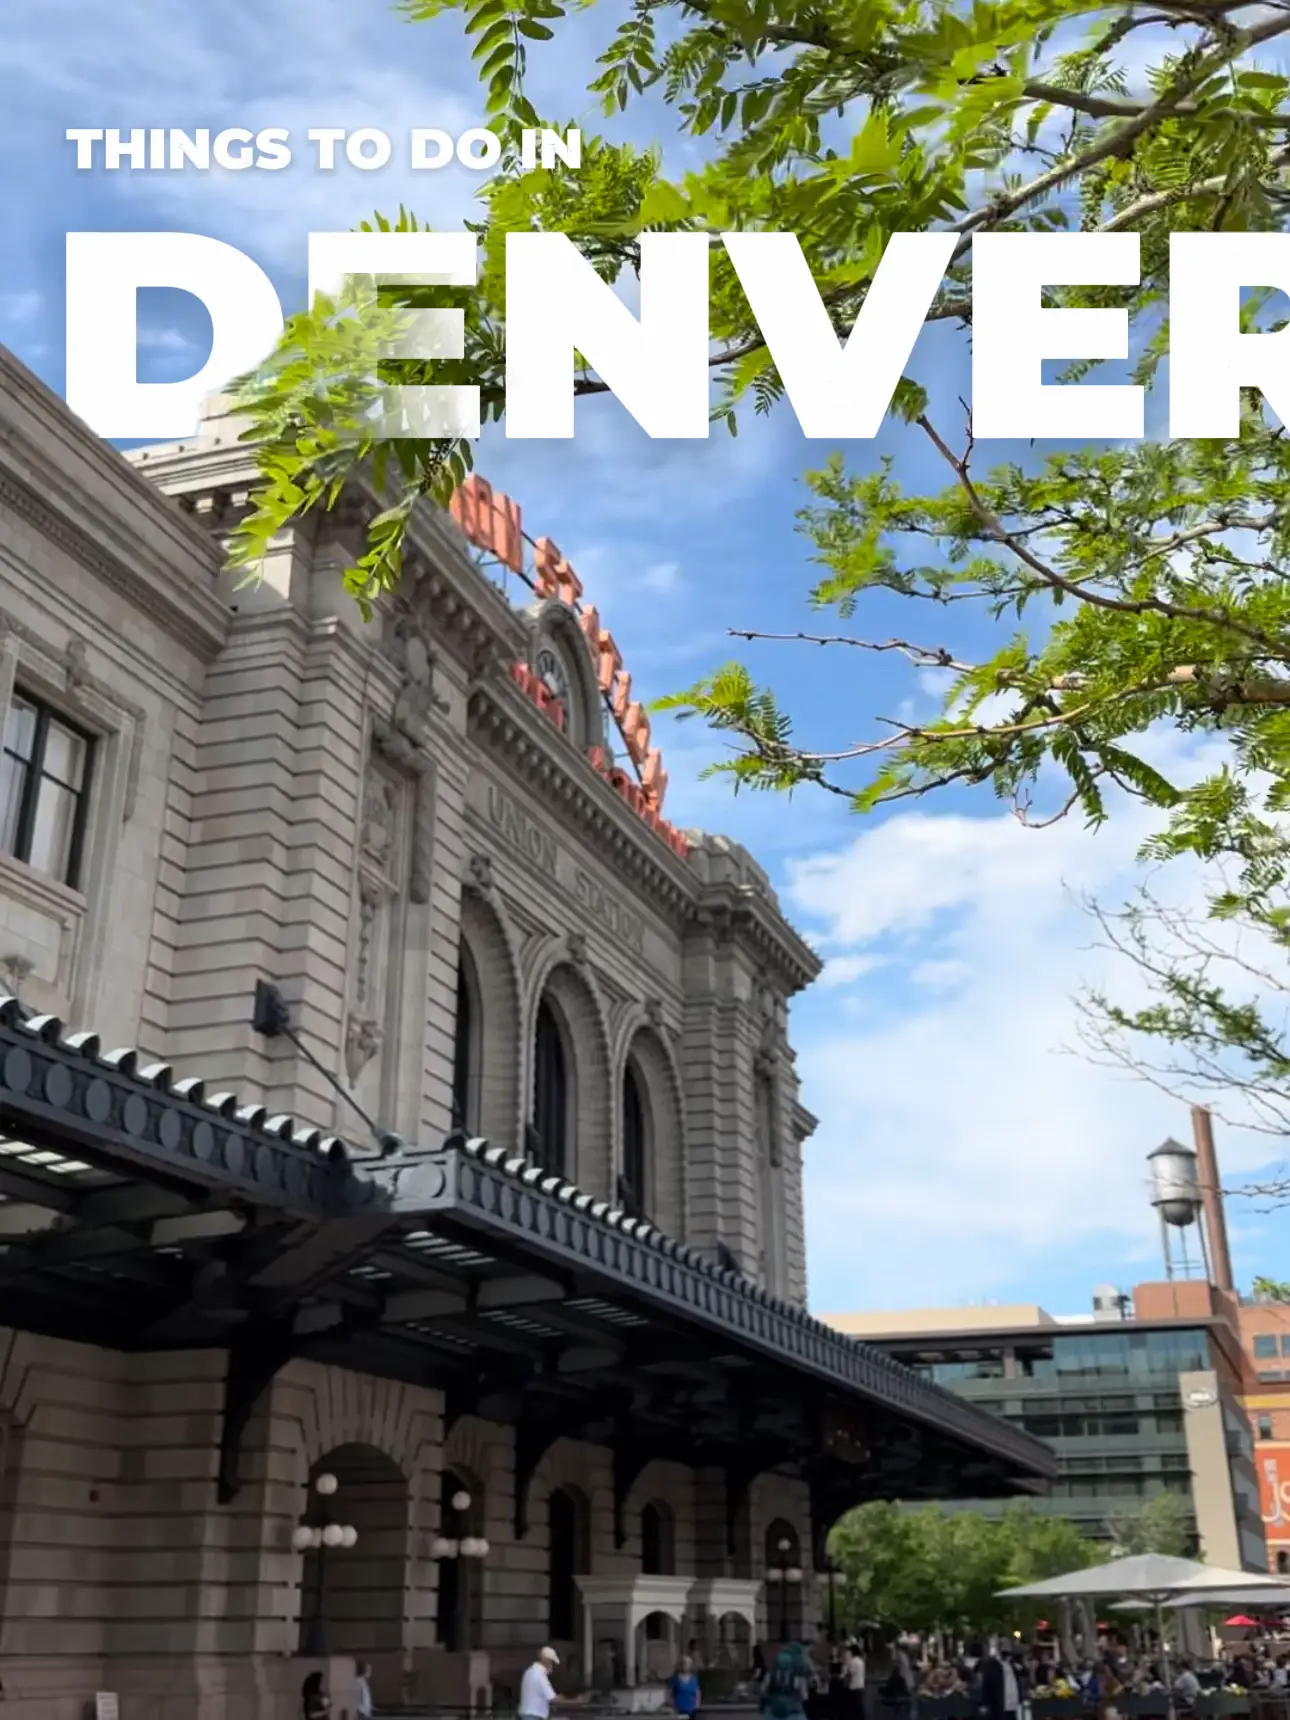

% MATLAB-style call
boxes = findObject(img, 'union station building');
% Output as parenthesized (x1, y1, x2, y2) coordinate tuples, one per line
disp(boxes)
(0, 346, 1053, 1718)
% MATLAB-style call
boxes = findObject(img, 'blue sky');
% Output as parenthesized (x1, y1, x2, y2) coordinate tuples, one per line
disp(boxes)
(5, 0, 1290, 1317)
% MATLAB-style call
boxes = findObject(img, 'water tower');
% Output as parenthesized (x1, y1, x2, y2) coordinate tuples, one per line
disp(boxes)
(1148, 1136, 1210, 1280)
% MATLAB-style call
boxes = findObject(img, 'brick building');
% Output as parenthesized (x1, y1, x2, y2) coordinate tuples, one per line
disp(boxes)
(0, 349, 1052, 1719)
(1235, 1296, 1290, 1574)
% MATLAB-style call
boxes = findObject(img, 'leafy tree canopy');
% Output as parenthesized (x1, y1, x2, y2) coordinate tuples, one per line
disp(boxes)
(829, 1501, 1099, 1636)
(1107, 1490, 1195, 1558)
(229, 0, 1290, 916)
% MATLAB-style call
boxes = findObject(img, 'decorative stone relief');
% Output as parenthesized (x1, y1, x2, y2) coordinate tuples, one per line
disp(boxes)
(64, 636, 89, 693)
(362, 777, 396, 869)
(566, 930, 588, 967)
(467, 852, 494, 895)
(384, 613, 448, 742)
(371, 719, 432, 906)
(344, 1015, 383, 1086)
(0, 955, 33, 996)
(354, 878, 380, 1008)
(346, 756, 402, 1111)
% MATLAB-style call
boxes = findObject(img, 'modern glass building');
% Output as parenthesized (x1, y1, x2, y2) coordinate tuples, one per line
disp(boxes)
(824, 1301, 1266, 1567)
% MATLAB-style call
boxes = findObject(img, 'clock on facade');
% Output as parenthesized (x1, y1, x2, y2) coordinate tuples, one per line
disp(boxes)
(535, 644, 572, 712)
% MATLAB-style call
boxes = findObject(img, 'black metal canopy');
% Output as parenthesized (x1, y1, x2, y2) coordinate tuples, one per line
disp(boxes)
(0, 1000, 1054, 1547)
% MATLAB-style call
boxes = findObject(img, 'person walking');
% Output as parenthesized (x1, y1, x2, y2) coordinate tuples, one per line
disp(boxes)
(354, 1660, 374, 1720)
(520, 1646, 586, 1720)
(762, 1642, 813, 1720)
(979, 1646, 1021, 1720)
(301, 1671, 330, 1719)
(842, 1641, 866, 1720)
(668, 1655, 703, 1720)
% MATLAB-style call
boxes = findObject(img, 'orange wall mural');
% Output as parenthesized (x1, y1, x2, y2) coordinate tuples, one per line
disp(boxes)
(1256, 1443, 1290, 1546)
(450, 474, 690, 861)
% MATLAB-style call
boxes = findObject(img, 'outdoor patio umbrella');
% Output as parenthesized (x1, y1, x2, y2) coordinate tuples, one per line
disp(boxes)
(998, 1554, 1286, 1599)
(999, 1555, 1290, 1720)
(1150, 1588, 1290, 1612)
(1224, 1616, 1260, 1629)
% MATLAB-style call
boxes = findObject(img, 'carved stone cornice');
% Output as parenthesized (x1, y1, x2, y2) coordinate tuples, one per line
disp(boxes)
(467, 678, 697, 921)
(0, 468, 227, 664)
(687, 894, 821, 997)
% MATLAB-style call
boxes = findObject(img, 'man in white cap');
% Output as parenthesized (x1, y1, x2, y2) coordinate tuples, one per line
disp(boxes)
(520, 1646, 574, 1720)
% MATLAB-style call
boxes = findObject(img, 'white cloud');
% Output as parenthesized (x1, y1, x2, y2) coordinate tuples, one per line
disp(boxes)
(818, 954, 888, 989)
(641, 559, 682, 592)
(0, 293, 41, 326)
(136, 327, 195, 351)
(786, 737, 1290, 1313)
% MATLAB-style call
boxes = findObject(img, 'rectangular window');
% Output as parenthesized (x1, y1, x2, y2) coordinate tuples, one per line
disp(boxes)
(1280, 1335, 1290, 1357)
(0, 693, 93, 889)
(1255, 1335, 1279, 1359)
(1258, 1417, 1274, 1440)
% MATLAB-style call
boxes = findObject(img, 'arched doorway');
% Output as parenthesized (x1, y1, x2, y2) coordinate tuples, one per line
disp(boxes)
(764, 1518, 804, 1644)
(641, 1500, 676, 1648)
(435, 1467, 486, 1651)
(548, 1485, 590, 1649)
(453, 953, 477, 1132)
(532, 998, 570, 1176)
(297, 1446, 409, 1697)
(621, 1061, 649, 1218)
(640, 1500, 675, 1575)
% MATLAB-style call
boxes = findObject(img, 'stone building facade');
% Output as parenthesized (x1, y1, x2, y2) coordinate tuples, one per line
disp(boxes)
(0, 348, 1051, 1719)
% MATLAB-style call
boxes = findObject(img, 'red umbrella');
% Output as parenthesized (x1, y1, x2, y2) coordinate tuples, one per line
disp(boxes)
(1224, 1615, 1260, 1628)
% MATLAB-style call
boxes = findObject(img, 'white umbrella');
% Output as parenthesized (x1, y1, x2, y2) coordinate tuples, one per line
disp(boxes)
(998, 1553, 1285, 1720)
(998, 1553, 1211, 1599)
(1169, 1565, 1288, 1594)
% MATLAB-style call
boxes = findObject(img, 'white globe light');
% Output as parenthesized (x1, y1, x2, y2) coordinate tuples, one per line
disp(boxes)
(451, 1489, 472, 1513)
(777, 1538, 791, 1553)
(340, 1525, 358, 1549)
(461, 1536, 482, 1558)
(431, 1535, 456, 1559)
(474, 1538, 490, 1558)
(315, 1473, 339, 1497)
(322, 1523, 344, 1548)
(786, 1568, 804, 1584)
(292, 1526, 315, 1552)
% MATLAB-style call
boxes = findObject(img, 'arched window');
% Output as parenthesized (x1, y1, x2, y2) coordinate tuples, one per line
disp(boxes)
(548, 1486, 587, 1641)
(621, 1062, 648, 1219)
(452, 957, 474, 1132)
(532, 999, 569, 1176)
(640, 1500, 675, 1575)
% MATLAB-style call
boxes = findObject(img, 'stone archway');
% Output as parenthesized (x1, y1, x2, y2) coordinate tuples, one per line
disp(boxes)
(436, 1463, 487, 1652)
(548, 1483, 591, 1652)
(297, 1444, 409, 1698)
(619, 1025, 684, 1234)
(458, 887, 523, 1151)
(530, 961, 613, 1197)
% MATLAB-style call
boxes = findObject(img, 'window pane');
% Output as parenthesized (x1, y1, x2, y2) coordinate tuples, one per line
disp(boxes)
(4, 698, 36, 763)
(42, 720, 87, 791)
(0, 752, 27, 855)
(27, 780, 77, 881)
(1280, 1334, 1290, 1357)
(1255, 1335, 1278, 1358)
